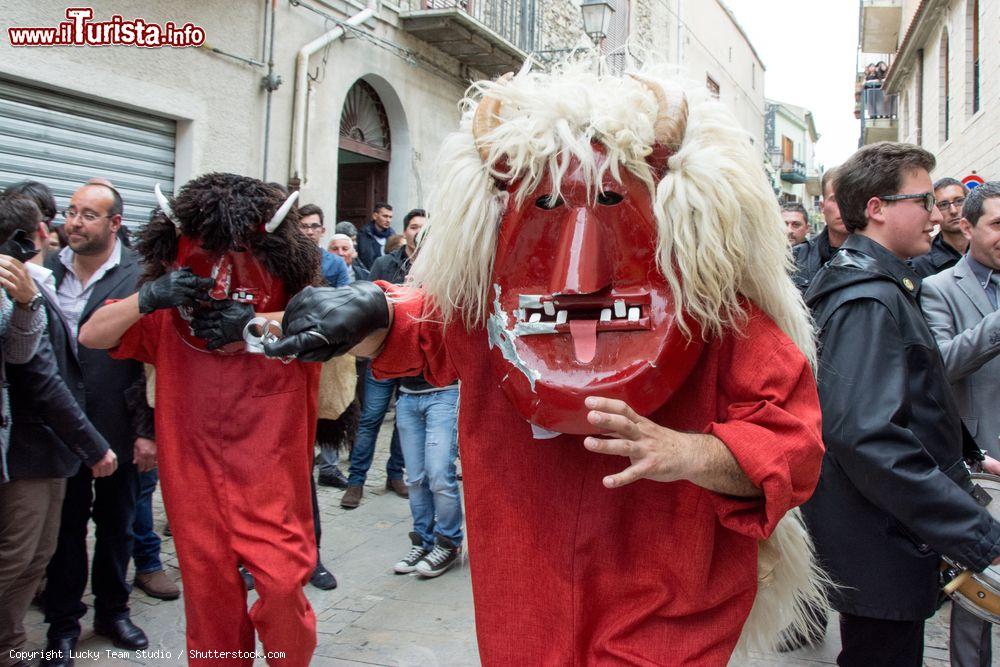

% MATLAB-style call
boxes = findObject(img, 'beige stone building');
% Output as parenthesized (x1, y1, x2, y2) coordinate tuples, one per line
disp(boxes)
(858, 0, 998, 181)
(1, 0, 768, 232)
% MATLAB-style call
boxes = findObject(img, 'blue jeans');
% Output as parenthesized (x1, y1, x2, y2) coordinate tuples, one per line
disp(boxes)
(346, 367, 405, 486)
(317, 447, 340, 476)
(132, 469, 162, 575)
(395, 388, 463, 548)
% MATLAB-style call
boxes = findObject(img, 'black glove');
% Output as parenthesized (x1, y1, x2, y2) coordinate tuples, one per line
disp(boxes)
(138, 268, 214, 314)
(190, 299, 256, 350)
(263, 282, 389, 362)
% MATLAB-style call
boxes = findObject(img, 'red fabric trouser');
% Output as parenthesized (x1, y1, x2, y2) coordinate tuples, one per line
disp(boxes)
(158, 402, 317, 666)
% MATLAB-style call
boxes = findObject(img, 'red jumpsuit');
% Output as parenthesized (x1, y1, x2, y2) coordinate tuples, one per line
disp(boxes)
(113, 309, 320, 666)
(373, 291, 824, 666)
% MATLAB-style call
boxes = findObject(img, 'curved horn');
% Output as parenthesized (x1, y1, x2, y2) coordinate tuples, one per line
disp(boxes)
(265, 190, 300, 233)
(154, 183, 181, 230)
(629, 74, 688, 152)
(472, 72, 513, 162)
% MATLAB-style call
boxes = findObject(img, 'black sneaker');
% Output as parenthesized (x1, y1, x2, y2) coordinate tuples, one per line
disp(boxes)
(394, 532, 428, 574)
(318, 467, 349, 489)
(310, 559, 338, 590)
(416, 536, 461, 578)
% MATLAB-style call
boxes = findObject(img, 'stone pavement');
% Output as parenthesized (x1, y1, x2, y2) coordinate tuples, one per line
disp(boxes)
(19, 416, 993, 666)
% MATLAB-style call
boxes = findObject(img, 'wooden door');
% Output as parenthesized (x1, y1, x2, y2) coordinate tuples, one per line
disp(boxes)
(336, 161, 388, 227)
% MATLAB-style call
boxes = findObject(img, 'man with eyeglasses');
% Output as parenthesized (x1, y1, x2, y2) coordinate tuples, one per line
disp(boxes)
(40, 182, 149, 664)
(921, 181, 1000, 667)
(298, 204, 350, 289)
(802, 142, 1000, 666)
(910, 177, 970, 278)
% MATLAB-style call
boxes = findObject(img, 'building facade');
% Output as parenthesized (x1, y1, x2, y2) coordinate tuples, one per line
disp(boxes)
(765, 100, 821, 210)
(1, 0, 768, 234)
(858, 0, 997, 181)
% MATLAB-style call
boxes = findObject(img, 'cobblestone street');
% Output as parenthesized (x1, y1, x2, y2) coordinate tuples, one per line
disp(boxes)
(18, 419, 987, 666)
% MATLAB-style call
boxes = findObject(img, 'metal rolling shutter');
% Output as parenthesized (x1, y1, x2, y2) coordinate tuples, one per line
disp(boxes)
(0, 77, 176, 230)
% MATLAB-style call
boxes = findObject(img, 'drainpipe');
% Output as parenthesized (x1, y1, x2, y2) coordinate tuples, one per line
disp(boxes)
(262, 0, 281, 181)
(289, 0, 378, 189)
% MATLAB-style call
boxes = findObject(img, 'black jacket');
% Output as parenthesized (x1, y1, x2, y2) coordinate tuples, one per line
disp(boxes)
(356, 222, 392, 270)
(368, 245, 411, 286)
(791, 227, 838, 293)
(7, 282, 110, 479)
(46, 248, 144, 460)
(802, 234, 1000, 620)
(908, 233, 963, 279)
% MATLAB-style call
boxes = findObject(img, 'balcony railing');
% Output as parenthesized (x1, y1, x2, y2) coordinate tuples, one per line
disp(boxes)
(780, 159, 807, 184)
(859, 83, 898, 146)
(399, 0, 541, 75)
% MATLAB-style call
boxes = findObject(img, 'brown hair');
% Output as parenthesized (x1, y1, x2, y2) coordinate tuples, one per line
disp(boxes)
(820, 166, 839, 196)
(834, 142, 935, 233)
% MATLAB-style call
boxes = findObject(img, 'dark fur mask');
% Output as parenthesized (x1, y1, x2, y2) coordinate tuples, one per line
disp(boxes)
(136, 172, 320, 293)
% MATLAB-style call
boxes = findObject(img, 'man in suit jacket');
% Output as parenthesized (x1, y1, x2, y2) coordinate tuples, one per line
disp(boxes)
(40, 182, 147, 665)
(0, 193, 116, 667)
(920, 181, 1000, 667)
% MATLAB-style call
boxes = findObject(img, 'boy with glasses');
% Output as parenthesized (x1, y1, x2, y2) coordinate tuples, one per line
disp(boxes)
(910, 177, 970, 278)
(802, 142, 1000, 666)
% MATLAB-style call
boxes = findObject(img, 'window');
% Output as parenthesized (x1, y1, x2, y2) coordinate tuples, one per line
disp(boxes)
(940, 30, 950, 142)
(967, 0, 980, 116)
(781, 136, 793, 164)
(915, 48, 924, 145)
(752, 62, 756, 90)
(706, 75, 720, 98)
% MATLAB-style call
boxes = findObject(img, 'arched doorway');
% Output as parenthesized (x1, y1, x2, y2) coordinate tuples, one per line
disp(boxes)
(336, 79, 391, 227)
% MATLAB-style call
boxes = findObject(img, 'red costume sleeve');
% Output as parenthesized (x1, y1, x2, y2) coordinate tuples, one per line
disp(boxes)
(109, 307, 162, 365)
(704, 318, 824, 540)
(369, 282, 458, 387)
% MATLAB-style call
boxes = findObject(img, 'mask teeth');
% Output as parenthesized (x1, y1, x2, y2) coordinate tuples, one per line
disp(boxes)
(517, 302, 645, 324)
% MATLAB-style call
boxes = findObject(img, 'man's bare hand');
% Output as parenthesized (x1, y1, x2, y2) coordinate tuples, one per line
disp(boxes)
(0, 254, 38, 305)
(582, 396, 761, 498)
(981, 456, 1000, 476)
(134, 437, 157, 472)
(582, 396, 695, 489)
(91, 449, 118, 478)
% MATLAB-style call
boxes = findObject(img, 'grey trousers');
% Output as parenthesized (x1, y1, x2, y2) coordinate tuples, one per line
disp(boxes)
(949, 602, 992, 667)
(0, 478, 66, 666)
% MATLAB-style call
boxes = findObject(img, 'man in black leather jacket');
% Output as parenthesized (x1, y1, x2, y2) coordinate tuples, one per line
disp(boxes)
(792, 167, 849, 293)
(803, 142, 1000, 667)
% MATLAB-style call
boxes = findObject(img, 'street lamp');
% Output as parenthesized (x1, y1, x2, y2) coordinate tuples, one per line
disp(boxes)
(580, 0, 615, 45)
(769, 149, 785, 171)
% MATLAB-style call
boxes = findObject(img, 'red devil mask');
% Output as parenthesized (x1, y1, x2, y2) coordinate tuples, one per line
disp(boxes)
(169, 236, 288, 354)
(486, 147, 704, 435)
(155, 184, 298, 355)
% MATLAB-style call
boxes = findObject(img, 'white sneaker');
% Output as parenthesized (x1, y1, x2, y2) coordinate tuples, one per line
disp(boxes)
(394, 532, 428, 574)
(415, 536, 461, 578)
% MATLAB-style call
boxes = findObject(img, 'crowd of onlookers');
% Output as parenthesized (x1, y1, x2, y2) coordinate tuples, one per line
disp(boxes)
(781, 146, 1000, 667)
(0, 179, 462, 667)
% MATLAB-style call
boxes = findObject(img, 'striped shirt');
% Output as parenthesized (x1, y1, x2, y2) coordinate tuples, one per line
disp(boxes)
(57, 240, 122, 339)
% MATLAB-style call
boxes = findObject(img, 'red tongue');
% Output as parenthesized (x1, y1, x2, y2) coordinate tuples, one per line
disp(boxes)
(569, 319, 598, 363)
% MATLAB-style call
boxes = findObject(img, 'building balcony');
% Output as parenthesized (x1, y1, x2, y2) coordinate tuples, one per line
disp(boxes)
(780, 160, 807, 184)
(398, 0, 541, 77)
(859, 85, 898, 145)
(860, 0, 902, 54)
(805, 172, 822, 197)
